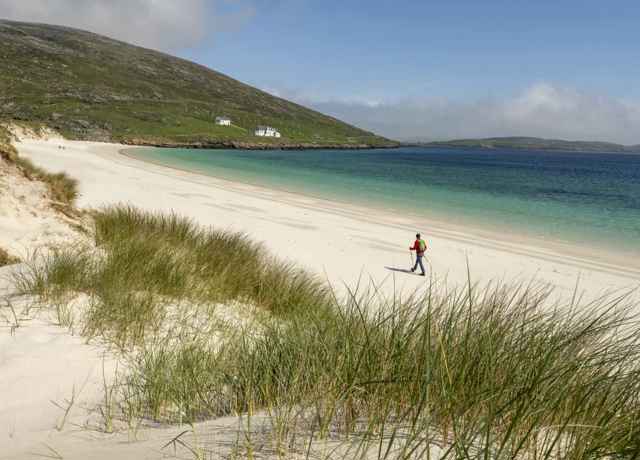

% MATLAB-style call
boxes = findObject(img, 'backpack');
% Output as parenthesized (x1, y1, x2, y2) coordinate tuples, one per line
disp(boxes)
(419, 239, 427, 253)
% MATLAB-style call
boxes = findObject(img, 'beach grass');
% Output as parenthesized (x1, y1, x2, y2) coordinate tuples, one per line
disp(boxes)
(15, 205, 640, 458)
(126, 286, 640, 459)
(1, 125, 78, 207)
(0, 125, 18, 162)
(19, 205, 330, 349)
(0, 247, 19, 267)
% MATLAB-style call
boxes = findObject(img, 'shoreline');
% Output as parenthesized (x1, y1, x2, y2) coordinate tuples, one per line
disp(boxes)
(15, 138, 640, 302)
(119, 138, 400, 150)
(122, 146, 640, 279)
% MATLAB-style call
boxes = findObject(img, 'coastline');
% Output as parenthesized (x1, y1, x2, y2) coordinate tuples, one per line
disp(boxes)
(411, 144, 640, 154)
(119, 138, 400, 150)
(122, 146, 640, 277)
(15, 138, 640, 301)
(408, 138, 640, 153)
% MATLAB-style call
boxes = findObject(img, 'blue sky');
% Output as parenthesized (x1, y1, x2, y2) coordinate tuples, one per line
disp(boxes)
(183, 0, 640, 104)
(3, 0, 640, 142)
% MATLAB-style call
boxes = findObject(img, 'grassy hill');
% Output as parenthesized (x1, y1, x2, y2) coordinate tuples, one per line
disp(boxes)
(0, 20, 394, 148)
(417, 136, 640, 153)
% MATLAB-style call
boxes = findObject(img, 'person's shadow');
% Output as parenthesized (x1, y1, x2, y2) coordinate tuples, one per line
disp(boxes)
(384, 266, 422, 276)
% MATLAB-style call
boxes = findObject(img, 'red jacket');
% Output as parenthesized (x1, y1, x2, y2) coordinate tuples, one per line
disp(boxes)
(410, 239, 427, 256)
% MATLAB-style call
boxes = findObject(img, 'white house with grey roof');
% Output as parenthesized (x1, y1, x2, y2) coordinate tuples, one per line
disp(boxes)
(215, 116, 231, 126)
(255, 125, 281, 138)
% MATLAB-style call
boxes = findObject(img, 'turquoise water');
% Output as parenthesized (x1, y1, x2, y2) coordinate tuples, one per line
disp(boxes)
(127, 146, 640, 255)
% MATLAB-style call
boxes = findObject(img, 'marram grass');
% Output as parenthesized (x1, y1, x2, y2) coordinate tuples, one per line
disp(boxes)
(18, 205, 331, 348)
(16, 205, 640, 459)
(0, 247, 19, 267)
(0, 125, 78, 206)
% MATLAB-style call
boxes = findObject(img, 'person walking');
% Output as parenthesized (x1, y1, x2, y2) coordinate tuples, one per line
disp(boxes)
(409, 233, 427, 276)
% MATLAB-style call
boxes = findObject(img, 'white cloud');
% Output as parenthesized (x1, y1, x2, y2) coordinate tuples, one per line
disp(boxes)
(0, 0, 221, 51)
(304, 84, 640, 144)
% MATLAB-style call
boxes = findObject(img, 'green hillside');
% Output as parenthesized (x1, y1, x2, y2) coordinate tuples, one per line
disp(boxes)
(0, 20, 394, 148)
(419, 137, 640, 153)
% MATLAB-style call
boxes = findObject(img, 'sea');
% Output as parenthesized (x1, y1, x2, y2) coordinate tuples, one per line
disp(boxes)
(127, 146, 640, 257)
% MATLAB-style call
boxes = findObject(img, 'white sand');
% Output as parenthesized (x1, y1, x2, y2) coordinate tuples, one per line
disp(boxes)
(0, 266, 118, 459)
(2, 137, 638, 459)
(0, 155, 81, 261)
(0, 261, 263, 460)
(15, 138, 640, 301)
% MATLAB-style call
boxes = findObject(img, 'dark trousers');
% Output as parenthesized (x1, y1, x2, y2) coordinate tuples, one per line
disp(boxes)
(413, 254, 425, 274)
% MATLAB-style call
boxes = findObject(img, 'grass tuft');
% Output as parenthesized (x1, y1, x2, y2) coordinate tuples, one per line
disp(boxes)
(12, 155, 79, 206)
(19, 205, 330, 349)
(0, 247, 20, 267)
(0, 125, 79, 207)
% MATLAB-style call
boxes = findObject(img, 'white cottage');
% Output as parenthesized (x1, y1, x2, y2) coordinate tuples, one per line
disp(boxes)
(255, 125, 281, 138)
(215, 116, 231, 126)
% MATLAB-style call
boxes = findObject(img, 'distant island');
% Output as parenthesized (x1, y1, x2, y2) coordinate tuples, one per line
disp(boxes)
(410, 137, 640, 153)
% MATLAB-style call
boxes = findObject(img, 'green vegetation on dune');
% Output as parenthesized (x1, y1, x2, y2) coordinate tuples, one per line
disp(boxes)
(0, 125, 78, 207)
(20, 206, 330, 348)
(16, 205, 640, 458)
(0, 124, 17, 159)
(418, 136, 640, 153)
(0, 247, 19, 266)
(0, 20, 393, 148)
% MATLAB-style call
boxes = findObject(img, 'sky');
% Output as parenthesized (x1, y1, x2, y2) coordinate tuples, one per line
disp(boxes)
(2, 0, 640, 143)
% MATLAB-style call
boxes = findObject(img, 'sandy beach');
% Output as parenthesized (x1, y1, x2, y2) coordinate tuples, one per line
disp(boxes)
(15, 138, 640, 301)
(2, 137, 639, 459)
(4, 7, 640, 458)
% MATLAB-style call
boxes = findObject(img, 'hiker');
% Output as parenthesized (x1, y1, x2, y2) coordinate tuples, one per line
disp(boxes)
(409, 233, 427, 276)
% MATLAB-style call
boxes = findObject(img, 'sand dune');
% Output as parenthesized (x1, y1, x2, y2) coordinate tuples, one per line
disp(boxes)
(2, 136, 638, 459)
(0, 152, 80, 261)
